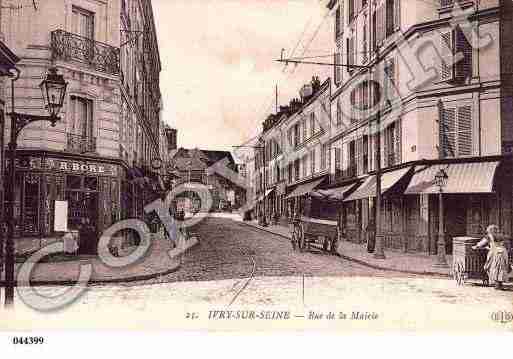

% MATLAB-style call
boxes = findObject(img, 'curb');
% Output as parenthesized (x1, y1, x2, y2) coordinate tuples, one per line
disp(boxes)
(238, 220, 451, 278)
(0, 238, 200, 287)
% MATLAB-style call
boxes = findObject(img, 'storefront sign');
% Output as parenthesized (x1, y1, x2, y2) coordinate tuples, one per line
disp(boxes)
(53, 160, 110, 175)
(8, 156, 118, 177)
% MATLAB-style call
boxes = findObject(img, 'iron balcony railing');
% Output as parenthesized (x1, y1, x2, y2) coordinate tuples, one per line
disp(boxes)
(67, 133, 96, 154)
(51, 29, 120, 75)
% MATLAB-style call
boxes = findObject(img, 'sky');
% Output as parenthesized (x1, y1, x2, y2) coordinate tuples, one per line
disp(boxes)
(152, 0, 333, 152)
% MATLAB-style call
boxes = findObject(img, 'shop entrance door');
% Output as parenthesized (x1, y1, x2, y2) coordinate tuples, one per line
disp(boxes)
(445, 194, 467, 255)
(65, 175, 100, 255)
(67, 190, 99, 254)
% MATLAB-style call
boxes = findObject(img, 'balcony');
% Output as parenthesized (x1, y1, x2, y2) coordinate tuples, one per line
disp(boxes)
(66, 133, 96, 154)
(51, 29, 120, 75)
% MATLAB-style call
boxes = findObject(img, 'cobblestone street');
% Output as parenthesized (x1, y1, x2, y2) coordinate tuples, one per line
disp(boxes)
(2, 217, 512, 331)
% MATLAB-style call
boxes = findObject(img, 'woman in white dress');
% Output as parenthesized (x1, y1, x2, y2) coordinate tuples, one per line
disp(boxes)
(472, 225, 511, 290)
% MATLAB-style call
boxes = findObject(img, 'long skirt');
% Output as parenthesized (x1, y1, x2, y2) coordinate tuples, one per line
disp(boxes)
(484, 247, 510, 283)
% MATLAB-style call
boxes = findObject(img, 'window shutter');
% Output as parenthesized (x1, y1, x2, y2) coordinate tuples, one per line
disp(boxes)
(457, 105, 472, 156)
(386, 0, 394, 37)
(335, 147, 341, 178)
(455, 27, 473, 81)
(378, 5, 385, 44)
(395, 119, 402, 163)
(334, 52, 342, 85)
(380, 130, 386, 168)
(440, 107, 456, 158)
(394, 0, 401, 31)
(340, 0, 345, 29)
(440, 30, 454, 82)
(335, 6, 341, 39)
(356, 138, 361, 175)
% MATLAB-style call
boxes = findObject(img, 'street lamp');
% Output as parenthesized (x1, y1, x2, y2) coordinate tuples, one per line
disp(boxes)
(433, 167, 449, 268)
(3, 67, 68, 307)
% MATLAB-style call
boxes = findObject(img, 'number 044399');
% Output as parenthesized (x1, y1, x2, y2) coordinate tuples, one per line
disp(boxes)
(12, 337, 45, 345)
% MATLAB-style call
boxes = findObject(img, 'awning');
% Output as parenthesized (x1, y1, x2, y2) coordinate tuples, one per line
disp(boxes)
(313, 182, 360, 200)
(286, 177, 325, 199)
(405, 161, 499, 194)
(344, 167, 412, 202)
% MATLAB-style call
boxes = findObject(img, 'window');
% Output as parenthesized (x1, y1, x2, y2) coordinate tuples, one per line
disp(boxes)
(348, 141, 356, 177)
(348, 0, 355, 23)
(334, 50, 342, 85)
(383, 59, 396, 105)
(310, 112, 316, 136)
(440, 26, 472, 83)
(362, 17, 368, 63)
(310, 149, 316, 174)
(372, 9, 377, 51)
(72, 6, 94, 39)
(335, 5, 341, 38)
(70, 96, 94, 138)
(302, 118, 307, 141)
(288, 163, 293, 183)
(347, 35, 355, 74)
(23, 174, 40, 234)
(384, 121, 401, 166)
(363, 135, 369, 174)
(321, 144, 329, 170)
(302, 155, 308, 177)
(386, 0, 395, 37)
(294, 159, 300, 181)
(336, 99, 342, 126)
(294, 123, 300, 147)
(334, 147, 342, 179)
(440, 105, 472, 158)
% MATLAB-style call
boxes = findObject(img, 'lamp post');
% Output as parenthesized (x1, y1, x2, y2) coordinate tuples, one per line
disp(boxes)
(3, 67, 68, 307)
(433, 167, 449, 268)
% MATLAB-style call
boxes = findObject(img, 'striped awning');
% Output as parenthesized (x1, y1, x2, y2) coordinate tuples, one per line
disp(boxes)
(344, 167, 412, 202)
(313, 182, 360, 200)
(405, 161, 500, 194)
(286, 177, 325, 199)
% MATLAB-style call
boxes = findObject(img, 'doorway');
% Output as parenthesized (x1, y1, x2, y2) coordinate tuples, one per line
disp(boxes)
(65, 175, 99, 255)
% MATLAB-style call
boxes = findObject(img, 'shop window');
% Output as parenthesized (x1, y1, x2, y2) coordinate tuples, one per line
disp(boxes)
(23, 174, 40, 234)
(84, 177, 98, 191)
(67, 175, 82, 189)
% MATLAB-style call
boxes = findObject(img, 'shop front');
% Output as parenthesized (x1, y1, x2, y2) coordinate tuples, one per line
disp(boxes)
(8, 151, 123, 254)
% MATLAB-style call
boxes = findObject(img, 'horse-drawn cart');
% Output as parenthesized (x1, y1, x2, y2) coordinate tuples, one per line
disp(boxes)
(290, 215, 339, 254)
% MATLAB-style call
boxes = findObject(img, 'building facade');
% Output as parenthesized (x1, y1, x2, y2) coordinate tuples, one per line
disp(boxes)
(169, 148, 244, 212)
(326, 0, 513, 254)
(240, 0, 513, 258)
(252, 76, 335, 225)
(1, 0, 162, 253)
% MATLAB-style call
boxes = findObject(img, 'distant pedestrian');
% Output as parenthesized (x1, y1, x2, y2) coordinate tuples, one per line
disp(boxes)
(365, 219, 376, 253)
(472, 224, 511, 290)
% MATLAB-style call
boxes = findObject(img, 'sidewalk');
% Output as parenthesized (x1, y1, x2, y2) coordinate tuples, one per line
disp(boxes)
(1, 234, 198, 286)
(239, 219, 452, 277)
